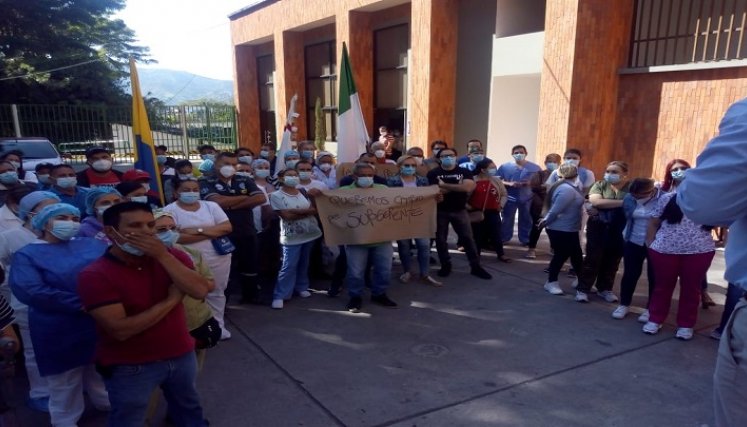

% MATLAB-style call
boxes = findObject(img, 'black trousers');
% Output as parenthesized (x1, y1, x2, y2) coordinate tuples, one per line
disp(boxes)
(577, 219, 624, 293)
(471, 210, 505, 257)
(546, 229, 584, 282)
(619, 241, 655, 307)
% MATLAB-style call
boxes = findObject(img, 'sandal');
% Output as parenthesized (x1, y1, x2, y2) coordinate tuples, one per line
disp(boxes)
(701, 291, 716, 309)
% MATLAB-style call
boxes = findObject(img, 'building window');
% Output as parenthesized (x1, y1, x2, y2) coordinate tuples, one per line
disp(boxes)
(257, 55, 276, 145)
(305, 41, 337, 142)
(630, 0, 747, 68)
(374, 24, 409, 144)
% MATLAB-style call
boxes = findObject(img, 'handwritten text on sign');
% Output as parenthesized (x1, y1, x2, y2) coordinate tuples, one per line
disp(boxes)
(316, 186, 439, 246)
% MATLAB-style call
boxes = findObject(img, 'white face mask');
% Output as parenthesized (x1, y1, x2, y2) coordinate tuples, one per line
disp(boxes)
(374, 150, 386, 159)
(141, 183, 150, 192)
(220, 165, 236, 178)
(91, 159, 113, 172)
(319, 163, 333, 172)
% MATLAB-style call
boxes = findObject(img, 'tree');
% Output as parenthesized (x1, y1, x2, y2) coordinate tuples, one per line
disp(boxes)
(314, 97, 326, 151)
(0, 0, 151, 105)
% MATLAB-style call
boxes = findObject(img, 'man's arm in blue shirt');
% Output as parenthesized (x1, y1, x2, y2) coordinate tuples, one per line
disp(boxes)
(678, 99, 747, 225)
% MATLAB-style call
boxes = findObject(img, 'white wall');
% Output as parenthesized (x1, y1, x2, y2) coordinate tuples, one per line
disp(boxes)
(486, 31, 544, 164)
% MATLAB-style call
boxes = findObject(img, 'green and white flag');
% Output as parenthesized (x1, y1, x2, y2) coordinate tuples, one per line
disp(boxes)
(337, 42, 369, 162)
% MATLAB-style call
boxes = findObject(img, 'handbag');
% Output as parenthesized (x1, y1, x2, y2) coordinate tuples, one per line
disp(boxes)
(211, 235, 236, 255)
(469, 181, 491, 223)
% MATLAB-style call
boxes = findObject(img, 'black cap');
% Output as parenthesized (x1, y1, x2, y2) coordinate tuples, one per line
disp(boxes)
(85, 146, 110, 157)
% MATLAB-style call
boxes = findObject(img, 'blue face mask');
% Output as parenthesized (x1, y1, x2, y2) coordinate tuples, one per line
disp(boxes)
(298, 171, 312, 181)
(179, 192, 200, 204)
(0, 171, 18, 184)
(471, 155, 485, 163)
(604, 173, 621, 184)
(254, 169, 270, 179)
(357, 176, 374, 188)
(156, 155, 167, 165)
(546, 162, 558, 171)
(49, 220, 80, 241)
(487, 168, 498, 176)
(260, 150, 270, 159)
(157, 229, 180, 247)
(113, 229, 144, 256)
(283, 176, 300, 188)
(56, 177, 77, 189)
(440, 156, 456, 168)
(200, 154, 215, 161)
(401, 165, 416, 176)
(301, 150, 314, 159)
(512, 153, 526, 162)
(238, 155, 253, 164)
(671, 169, 686, 181)
(286, 160, 299, 170)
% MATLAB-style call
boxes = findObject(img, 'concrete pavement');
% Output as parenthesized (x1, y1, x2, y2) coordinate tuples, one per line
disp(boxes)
(12, 235, 727, 426)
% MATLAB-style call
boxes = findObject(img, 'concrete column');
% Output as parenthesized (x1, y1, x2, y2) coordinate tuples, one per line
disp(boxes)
(537, 0, 634, 173)
(274, 30, 308, 142)
(233, 44, 261, 151)
(409, 0, 459, 154)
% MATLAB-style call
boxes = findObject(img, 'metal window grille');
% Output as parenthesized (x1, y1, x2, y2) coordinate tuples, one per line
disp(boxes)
(630, 0, 747, 67)
(0, 104, 237, 164)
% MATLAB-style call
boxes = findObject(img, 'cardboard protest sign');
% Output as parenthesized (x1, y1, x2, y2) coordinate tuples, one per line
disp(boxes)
(316, 186, 439, 246)
(336, 162, 430, 185)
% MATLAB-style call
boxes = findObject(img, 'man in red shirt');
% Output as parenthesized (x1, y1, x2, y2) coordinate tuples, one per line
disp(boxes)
(77, 202, 211, 426)
(76, 146, 123, 188)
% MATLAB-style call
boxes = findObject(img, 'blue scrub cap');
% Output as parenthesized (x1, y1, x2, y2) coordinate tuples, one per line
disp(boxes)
(85, 187, 121, 216)
(283, 150, 300, 160)
(198, 159, 214, 173)
(18, 191, 61, 222)
(31, 203, 81, 231)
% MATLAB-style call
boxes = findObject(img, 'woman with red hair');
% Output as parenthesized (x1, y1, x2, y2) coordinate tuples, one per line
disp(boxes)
(659, 159, 691, 193)
(658, 158, 717, 308)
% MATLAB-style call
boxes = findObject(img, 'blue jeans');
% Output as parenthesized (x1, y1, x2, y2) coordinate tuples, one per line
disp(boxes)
(345, 243, 393, 297)
(397, 238, 430, 276)
(501, 199, 533, 244)
(104, 352, 206, 427)
(273, 240, 314, 300)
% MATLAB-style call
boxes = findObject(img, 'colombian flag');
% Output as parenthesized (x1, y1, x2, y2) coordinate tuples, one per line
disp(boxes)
(129, 58, 165, 205)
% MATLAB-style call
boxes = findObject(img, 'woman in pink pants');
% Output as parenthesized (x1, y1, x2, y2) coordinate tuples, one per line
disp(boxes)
(643, 192, 715, 340)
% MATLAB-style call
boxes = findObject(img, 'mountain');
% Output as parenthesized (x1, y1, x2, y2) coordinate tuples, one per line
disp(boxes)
(133, 68, 234, 105)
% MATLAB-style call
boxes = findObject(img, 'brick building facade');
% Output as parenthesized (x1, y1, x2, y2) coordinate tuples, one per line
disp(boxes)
(230, 0, 747, 180)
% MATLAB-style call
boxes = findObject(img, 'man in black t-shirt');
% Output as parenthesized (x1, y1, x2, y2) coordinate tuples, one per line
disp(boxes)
(427, 148, 492, 280)
(200, 152, 267, 304)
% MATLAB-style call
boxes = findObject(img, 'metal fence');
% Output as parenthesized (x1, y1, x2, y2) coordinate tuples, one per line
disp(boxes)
(0, 104, 237, 164)
(630, 0, 747, 67)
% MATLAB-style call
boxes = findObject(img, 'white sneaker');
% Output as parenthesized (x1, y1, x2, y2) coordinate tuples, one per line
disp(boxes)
(611, 305, 629, 319)
(543, 281, 564, 295)
(676, 327, 694, 340)
(597, 290, 619, 303)
(571, 279, 578, 289)
(575, 291, 589, 302)
(220, 329, 232, 340)
(642, 321, 662, 335)
(399, 272, 411, 283)
(637, 309, 650, 323)
(524, 249, 537, 259)
(271, 299, 284, 309)
(298, 290, 311, 298)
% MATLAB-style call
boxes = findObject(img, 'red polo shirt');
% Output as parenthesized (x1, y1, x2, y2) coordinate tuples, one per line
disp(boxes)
(77, 248, 195, 366)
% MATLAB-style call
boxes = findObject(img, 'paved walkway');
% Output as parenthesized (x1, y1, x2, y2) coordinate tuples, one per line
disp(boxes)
(12, 235, 727, 426)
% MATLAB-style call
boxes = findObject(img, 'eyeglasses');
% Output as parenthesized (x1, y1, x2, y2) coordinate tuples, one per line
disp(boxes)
(671, 167, 689, 172)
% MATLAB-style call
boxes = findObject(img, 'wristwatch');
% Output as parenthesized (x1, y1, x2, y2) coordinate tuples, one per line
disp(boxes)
(197, 228, 204, 234)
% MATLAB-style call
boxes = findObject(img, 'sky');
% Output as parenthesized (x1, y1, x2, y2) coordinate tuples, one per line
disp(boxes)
(114, 0, 252, 81)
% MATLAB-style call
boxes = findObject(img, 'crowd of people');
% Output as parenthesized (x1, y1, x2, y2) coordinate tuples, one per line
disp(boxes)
(0, 125, 737, 426)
